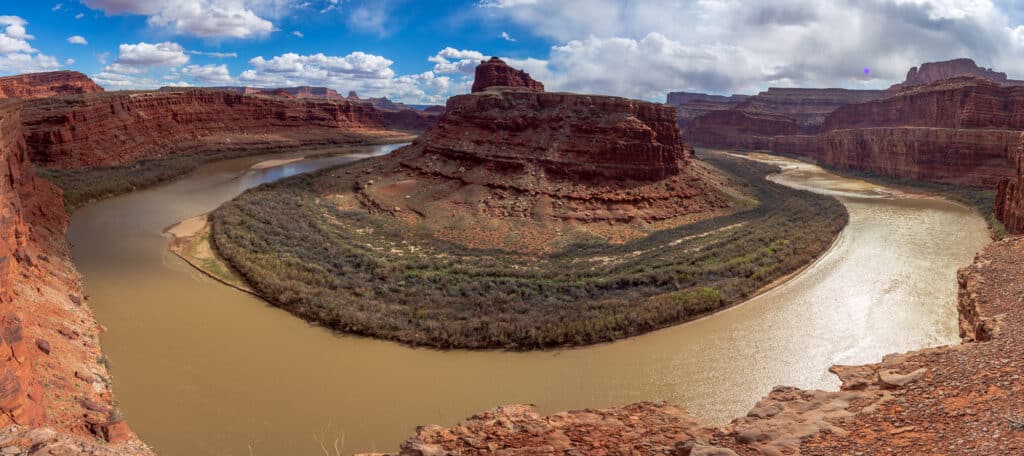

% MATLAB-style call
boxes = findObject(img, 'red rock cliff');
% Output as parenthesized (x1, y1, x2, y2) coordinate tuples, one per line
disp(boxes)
(471, 57, 544, 93)
(0, 100, 151, 452)
(0, 100, 45, 428)
(0, 71, 103, 100)
(996, 132, 1024, 233)
(776, 77, 1024, 186)
(22, 89, 394, 169)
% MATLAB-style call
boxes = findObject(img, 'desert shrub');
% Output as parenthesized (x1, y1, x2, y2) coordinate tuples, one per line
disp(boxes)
(210, 153, 849, 349)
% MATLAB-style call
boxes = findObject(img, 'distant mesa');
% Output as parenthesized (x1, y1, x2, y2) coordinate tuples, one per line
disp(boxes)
(471, 57, 545, 93)
(0, 71, 104, 99)
(890, 57, 1024, 90)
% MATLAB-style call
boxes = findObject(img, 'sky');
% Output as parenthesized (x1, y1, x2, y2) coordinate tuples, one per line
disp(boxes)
(3, 0, 1024, 104)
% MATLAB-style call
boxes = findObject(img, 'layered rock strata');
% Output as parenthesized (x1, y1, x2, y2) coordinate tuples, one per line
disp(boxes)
(0, 72, 103, 99)
(0, 100, 149, 452)
(996, 133, 1024, 233)
(471, 57, 545, 93)
(373, 233, 1024, 456)
(21, 89, 398, 169)
(358, 87, 726, 226)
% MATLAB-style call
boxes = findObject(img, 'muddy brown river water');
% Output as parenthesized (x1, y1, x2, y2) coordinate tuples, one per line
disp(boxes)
(67, 146, 991, 455)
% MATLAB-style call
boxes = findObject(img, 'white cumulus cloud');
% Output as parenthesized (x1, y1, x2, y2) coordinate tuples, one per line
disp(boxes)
(81, 0, 288, 38)
(67, 35, 88, 45)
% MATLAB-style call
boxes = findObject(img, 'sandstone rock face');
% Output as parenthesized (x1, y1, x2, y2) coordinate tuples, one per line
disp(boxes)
(777, 77, 1024, 186)
(995, 133, 1024, 233)
(687, 109, 801, 150)
(773, 128, 1019, 186)
(890, 58, 1023, 90)
(471, 57, 545, 93)
(1, 101, 151, 452)
(0, 100, 44, 428)
(0, 72, 103, 99)
(21, 89, 393, 169)
(826, 77, 1024, 131)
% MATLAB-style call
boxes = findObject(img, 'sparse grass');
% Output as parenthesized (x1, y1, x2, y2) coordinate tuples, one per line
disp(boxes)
(209, 153, 848, 350)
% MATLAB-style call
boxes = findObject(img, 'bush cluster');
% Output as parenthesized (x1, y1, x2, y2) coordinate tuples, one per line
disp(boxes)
(210, 153, 848, 349)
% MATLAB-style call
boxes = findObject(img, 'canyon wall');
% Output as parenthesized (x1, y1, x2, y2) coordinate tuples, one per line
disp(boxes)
(22, 89, 398, 169)
(691, 76, 1024, 186)
(0, 100, 44, 428)
(996, 133, 1024, 233)
(665, 92, 750, 128)
(0, 72, 103, 100)
(684, 87, 887, 147)
(0, 100, 144, 450)
(774, 127, 1019, 185)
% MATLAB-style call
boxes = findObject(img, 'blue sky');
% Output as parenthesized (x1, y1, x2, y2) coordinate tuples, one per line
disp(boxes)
(4, 1, 1024, 103)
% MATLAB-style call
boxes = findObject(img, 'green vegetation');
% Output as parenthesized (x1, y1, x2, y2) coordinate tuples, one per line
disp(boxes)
(210, 153, 848, 350)
(40, 139, 414, 211)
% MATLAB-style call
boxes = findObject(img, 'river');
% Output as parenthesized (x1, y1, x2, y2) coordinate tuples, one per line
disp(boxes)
(67, 146, 991, 455)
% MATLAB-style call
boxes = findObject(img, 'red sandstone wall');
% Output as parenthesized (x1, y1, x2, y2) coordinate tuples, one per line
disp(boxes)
(996, 133, 1024, 232)
(0, 71, 103, 100)
(773, 128, 1019, 185)
(0, 100, 51, 427)
(687, 109, 801, 149)
(22, 89, 391, 169)
(416, 89, 688, 181)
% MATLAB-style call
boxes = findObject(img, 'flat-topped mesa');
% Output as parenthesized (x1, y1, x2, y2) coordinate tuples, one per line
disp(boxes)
(471, 57, 545, 93)
(0, 71, 104, 99)
(890, 58, 1024, 90)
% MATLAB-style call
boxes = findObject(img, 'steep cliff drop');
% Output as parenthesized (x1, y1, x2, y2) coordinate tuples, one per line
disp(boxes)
(0, 99, 150, 453)
(0, 71, 103, 99)
(996, 133, 1024, 233)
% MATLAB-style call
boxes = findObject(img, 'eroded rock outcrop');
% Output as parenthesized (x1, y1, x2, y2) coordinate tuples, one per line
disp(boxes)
(22, 89, 400, 169)
(0, 71, 103, 99)
(471, 57, 545, 93)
